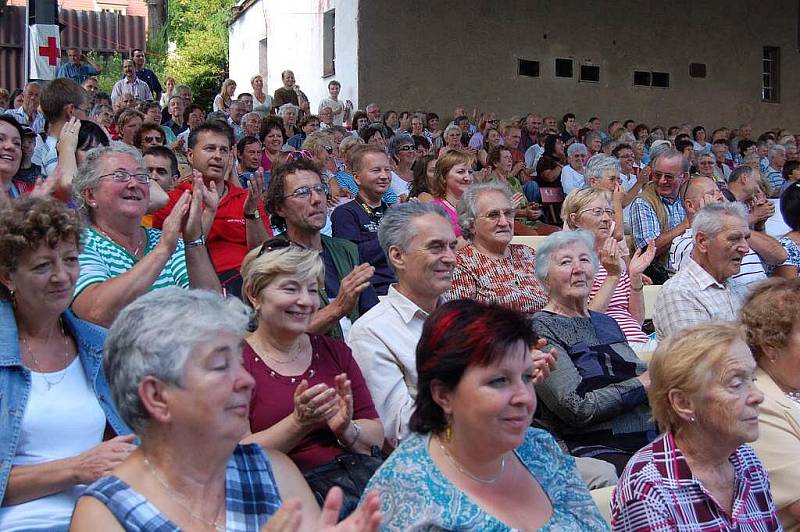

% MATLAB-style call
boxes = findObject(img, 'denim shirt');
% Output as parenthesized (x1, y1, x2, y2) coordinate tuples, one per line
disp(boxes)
(0, 300, 130, 503)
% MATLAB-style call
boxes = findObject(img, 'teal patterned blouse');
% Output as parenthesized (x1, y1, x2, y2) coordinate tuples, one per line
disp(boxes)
(364, 428, 609, 531)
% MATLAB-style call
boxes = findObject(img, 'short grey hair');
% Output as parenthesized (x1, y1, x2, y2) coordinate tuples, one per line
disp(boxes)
(457, 182, 513, 241)
(378, 202, 450, 270)
(104, 288, 251, 433)
(174, 84, 192, 94)
(73, 144, 145, 218)
(768, 144, 787, 160)
(533, 230, 598, 291)
(651, 148, 690, 175)
(727, 165, 752, 184)
(585, 131, 603, 146)
(691, 202, 748, 239)
(278, 103, 299, 116)
(444, 124, 461, 137)
(585, 154, 620, 181)
(387, 133, 414, 159)
(567, 143, 588, 157)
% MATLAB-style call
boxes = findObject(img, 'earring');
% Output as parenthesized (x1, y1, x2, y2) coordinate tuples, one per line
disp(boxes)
(444, 424, 453, 443)
(689, 416, 696, 423)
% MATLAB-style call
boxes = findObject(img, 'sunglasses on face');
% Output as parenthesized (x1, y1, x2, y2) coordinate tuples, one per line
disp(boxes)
(397, 145, 415, 152)
(323, 145, 334, 154)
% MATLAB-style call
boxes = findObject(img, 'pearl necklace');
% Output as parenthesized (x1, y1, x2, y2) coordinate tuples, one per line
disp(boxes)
(437, 437, 506, 484)
(143, 456, 225, 532)
(20, 318, 70, 391)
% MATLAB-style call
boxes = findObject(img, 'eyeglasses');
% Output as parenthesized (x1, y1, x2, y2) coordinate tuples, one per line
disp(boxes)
(98, 170, 150, 184)
(323, 145, 334, 154)
(283, 183, 329, 200)
(487, 120, 499, 125)
(482, 208, 516, 222)
(256, 237, 291, 258)
(653, 170, 683, 182)
(579, 207, 614, 217)
(397, 145, 415, 152)
(143, 135, 162, 143)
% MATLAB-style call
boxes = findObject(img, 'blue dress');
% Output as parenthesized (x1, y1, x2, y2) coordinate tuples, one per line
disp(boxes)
(363, 428, 609, 531)
(82, 444, 282, 531)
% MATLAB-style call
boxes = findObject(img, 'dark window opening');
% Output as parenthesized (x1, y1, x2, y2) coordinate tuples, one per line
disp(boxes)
(651, 72, 670, 87)
(579, 64, 600, 82)
(518, 59, 540, 77)
(633, 70, 651, 86)
(555, 58, 573, 78)
(762, 46, 780, 102)
(689, 62, 707, 78)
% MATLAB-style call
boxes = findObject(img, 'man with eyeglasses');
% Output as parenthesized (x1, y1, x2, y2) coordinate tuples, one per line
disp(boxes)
(264, 157, 378, 340)
(30, 78, 89, 178)
(153, 121, 272, 297)
(629, 149, 690, 283)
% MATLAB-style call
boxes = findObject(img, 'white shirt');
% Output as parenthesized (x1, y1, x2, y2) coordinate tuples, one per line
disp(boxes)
(669, 227, 766, 298)
(390, 171, 411, 199)
(560, 164, 586, 195)
(0, 357, 106, 531)
(347, 285, 431, 447)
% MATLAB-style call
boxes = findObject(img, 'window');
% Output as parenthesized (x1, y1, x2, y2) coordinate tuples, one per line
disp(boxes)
(762, 46, 780, 102)
(518, 59, 540, 77)
(323, 9, 335, 77)
(579, 64, 600, 82)
(633, 71, 651, 86)
(555, 58, 573, 78)
(633, 70, 669, 88)
(688, 62, 707, 78)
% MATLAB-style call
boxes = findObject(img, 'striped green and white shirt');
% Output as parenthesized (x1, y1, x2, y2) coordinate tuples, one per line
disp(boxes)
(75, 227, 190, 298)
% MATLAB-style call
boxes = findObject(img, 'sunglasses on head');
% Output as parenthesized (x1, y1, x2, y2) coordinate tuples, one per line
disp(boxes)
(256, 238, 292, 258)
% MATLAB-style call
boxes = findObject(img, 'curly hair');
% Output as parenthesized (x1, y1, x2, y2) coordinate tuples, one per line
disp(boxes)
(0, 198, 83, 298)
(740, 277, 800, 361)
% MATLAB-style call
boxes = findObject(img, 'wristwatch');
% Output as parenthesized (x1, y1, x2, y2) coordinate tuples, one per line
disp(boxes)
(185, 234, 206, 249)
(244, 210, 261, 220)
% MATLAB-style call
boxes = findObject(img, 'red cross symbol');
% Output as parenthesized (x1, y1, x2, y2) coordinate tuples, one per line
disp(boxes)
(38, 36, 59, 66)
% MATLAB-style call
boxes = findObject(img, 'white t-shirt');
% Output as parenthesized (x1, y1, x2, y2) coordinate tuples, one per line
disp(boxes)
(318, 97, 350, 126)
(0, 357, 106, 531)
(390, 171, 411, 199)
(560, 165, 586, 195)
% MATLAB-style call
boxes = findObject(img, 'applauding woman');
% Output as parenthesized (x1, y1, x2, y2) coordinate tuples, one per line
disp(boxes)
(0, 198, 133, 531)
(241, 241, 383, 516)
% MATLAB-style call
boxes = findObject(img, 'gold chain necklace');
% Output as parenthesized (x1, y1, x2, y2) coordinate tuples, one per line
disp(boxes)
(436, 437, 505, 485)
(93, 225, 143, 257)
(20, 318, 70, 391)
(142, 456, 225, 532)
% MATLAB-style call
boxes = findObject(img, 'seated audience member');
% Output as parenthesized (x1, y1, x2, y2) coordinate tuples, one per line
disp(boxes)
(741, 278, 800, 530)
(331, 145, 396, 296)
(779, 183, 800, 268)
(671, 175, 788, 292)
(611, 322, 781, 530)
(31, 78, 88, 178)
(153, 121, 271, 297)
(70, 288, 381, 530)
(259, 115, 287, 172)
(585, 154, 637, 234)
(133, 121, 165, 152)
(72, 145, 220, 327)
(532, 230, 654, 474)
(387, 134, 415, 201)
(446, 182, 548, 314)
(115, 109, 144, 148)
(143, 145, 179, 192)
(629, 149, 689, 283)
(560, 142, 588, 194)
(11, 126, 40, 196)
(534, 134, 566, 189)
(288, 114, 320, 149)
(439, 124, 464, 155)
(431, 150, 475, 239)
(365, 299, 608, 530)
(174, 104, 205, 154)
(408, 154, 436, 202)
(0, 116, 23, 201)
(162, 95, 187, 136)
(240, 243, 383, 515)
(4, 82, 45, 134)
(765, 144, 787, 196)
(236, 135, 262, 187)
(711, 139, 733, 183)
(562, 188, 657, 352)
(781, 159, 800, 194)
(0, 198, 134, 531)
(264, 157, 378, 339)
(654, 202, 751, 341)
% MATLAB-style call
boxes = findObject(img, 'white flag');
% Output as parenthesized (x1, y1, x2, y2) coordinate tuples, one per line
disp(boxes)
(29, 24, 61, 80)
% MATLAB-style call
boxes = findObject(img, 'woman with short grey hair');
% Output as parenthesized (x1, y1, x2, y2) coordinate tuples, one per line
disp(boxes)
(71, 145, 220, 328)
(561, 142, 589, 194)
(531, 230, 654, 475)
(445, 183, 548, 315)
(388, 133, 415, 199)
(70, 288, 381, 531)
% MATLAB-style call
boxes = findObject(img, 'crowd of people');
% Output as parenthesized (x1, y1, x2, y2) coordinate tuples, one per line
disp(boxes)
(0, 45, 799, 531)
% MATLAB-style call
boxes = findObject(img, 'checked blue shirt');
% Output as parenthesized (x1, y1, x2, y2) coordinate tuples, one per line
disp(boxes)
(630, 194, 687, 250)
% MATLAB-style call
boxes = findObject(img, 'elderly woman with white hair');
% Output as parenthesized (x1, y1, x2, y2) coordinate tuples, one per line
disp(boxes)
(584, 154, 642, 234)
(70, 288, 381, 531)
(279, 103, 301, 138)
(560, 142, 589, 195)
(611, 322, 781, 530)
(70, 145, 220, 327)
(438, 124, 464, 156)
(531, 230, 655, 475)
(445, 182, 548, 315)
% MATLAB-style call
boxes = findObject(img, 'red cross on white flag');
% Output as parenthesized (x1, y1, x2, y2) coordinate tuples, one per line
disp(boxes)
(29, 24, 61, 80)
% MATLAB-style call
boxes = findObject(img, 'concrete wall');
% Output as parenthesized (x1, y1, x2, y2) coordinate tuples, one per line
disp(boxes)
(228, 0, 359, 110)
(357, 0, 800, 132)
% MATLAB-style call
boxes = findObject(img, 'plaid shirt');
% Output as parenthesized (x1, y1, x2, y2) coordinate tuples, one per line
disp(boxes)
(611, 432, 782, 531)
(4, 106, 46, 134)
(82, 444, 282, 531)
(629, 194, 687, 249)
(653, 256, 743, 341)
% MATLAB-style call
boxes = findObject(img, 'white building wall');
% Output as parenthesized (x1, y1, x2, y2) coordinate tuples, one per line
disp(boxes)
(228, 0, 360, 113)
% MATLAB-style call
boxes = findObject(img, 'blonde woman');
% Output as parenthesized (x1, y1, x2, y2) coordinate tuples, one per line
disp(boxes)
(213, 78, 237, 114)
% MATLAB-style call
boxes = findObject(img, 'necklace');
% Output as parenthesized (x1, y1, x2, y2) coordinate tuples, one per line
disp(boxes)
(93, 225, 143, 257)
(20, 319, 70, 391)
(143, 456, 226, 532)
(436, 437, 505, 485)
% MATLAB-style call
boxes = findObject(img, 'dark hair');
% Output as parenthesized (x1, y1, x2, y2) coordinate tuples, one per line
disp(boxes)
(299, 114, 320, 129)
(94, 91, 111, 104)
(623, 119, 635, 129)
(486, 145, 511, 169)
(264, 158, 323, 231)
(633, 123, 649, 137)
(675, 139, 694, 153)
(134, 121, 165, 149)
(611, 142, 632, 158)
(412, 135, 431, 150)
(41, 78, 87, 122)
(561, 113, 575, 127)
(259, 116, 286, 145)
(674, 133, 691, 145)
(692, 125, 705, 140)
(143, 145, 179, 178)
(351, 110, 368, 128)
(425, 112, 439, 126)
(409, 154, 436, 198)
(542, 134, 562, 158)
(408, 299, 539, 435)
(183, 104, 205, 124)
(77, 119, 110, 151)
(359, 124, 384, 143)
(738, 139, 757, 157)
(188, 120, 233, 150)
(0, 114, 24, 143)
(712, 138, 729, 147)
(780, 182, 800, 230)
(783, 159, 800, 181)
(236, 135, 261, 154)
(9, 88, 23, 105)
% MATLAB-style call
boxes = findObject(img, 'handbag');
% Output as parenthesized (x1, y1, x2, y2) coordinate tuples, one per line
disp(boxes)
(302, 446, 385, 519)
